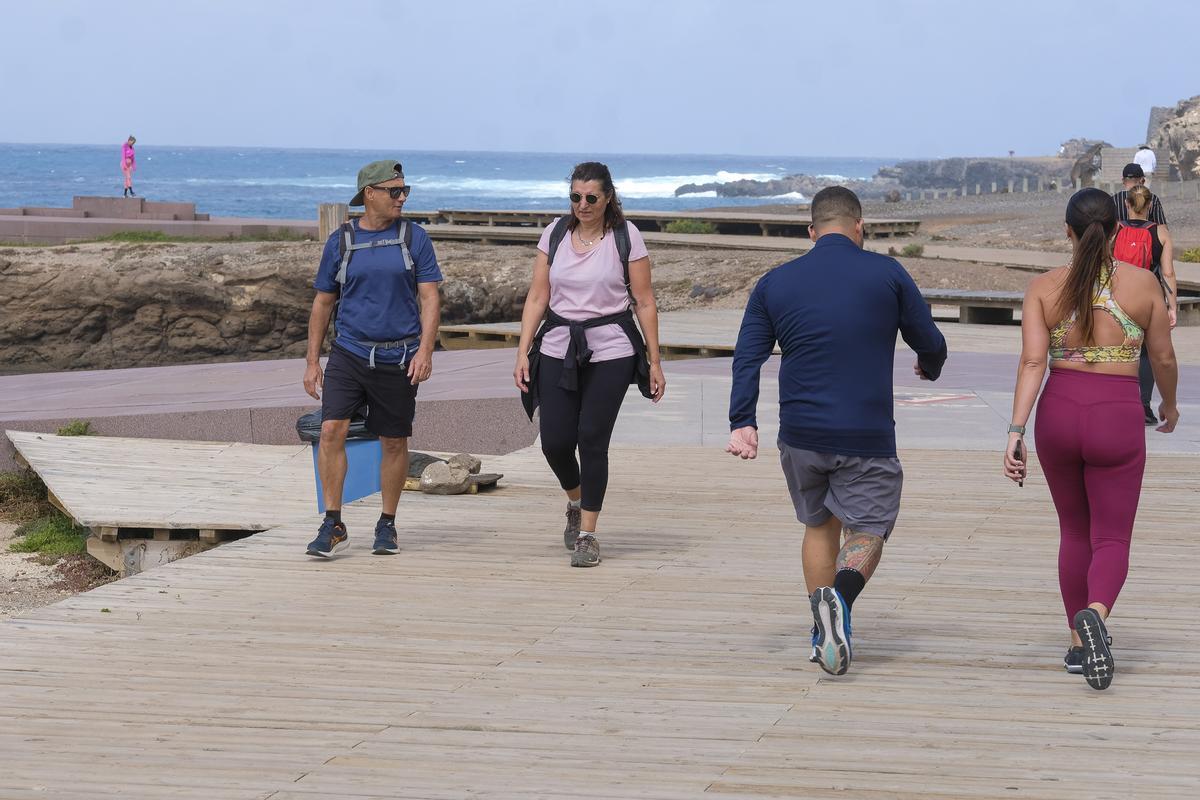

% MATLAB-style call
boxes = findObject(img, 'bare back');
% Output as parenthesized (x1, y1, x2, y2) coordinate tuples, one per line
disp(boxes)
(1037, 262, 1159, 376)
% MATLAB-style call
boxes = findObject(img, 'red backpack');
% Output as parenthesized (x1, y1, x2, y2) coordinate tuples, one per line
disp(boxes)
(1112, 221, 1156, 270)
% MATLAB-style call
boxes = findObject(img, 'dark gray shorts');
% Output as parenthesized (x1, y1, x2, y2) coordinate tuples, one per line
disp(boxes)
(778, 442, 903, 539)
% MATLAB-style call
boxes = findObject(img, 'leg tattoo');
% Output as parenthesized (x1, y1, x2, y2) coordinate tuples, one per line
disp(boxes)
(836, 532, 885, 582)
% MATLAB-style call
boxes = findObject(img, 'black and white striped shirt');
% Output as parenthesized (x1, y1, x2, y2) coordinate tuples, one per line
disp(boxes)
(1113, 190, 1168, 225)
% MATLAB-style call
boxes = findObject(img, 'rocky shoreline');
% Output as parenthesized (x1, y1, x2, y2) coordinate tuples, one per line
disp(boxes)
(676, 94, 1200, 199)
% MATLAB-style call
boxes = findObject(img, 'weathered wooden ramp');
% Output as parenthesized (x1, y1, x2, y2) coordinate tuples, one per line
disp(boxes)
(1, 438, 1198, 798)
(6, 430, 314, 573)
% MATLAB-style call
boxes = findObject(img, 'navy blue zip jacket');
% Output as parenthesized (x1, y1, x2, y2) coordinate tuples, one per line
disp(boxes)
(729, 233, 947, 458)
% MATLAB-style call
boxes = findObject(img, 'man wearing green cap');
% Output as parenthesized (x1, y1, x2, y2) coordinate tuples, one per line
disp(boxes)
(302, 160, 443, 558)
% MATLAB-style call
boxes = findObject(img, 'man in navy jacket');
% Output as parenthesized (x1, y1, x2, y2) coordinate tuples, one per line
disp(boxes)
(726, 187, 947, 676)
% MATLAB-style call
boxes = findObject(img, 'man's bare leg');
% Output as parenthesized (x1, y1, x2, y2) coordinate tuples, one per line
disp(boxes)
(317, 419, 351, 512)
(378, 436, 410, 516)
(308, 419, 351, 557)
(811, 530, 886, 676)
(802, 515, 843, 594)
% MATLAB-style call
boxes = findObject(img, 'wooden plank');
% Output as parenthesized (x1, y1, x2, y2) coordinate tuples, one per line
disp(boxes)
(0, 439, 1197, 798)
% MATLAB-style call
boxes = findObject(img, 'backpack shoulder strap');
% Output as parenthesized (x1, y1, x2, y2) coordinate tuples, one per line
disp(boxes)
(613, 221, 634, 303)
(335, 221, 355, 288)
(398, 220, 417, 293)
(545, 216, 572, 267)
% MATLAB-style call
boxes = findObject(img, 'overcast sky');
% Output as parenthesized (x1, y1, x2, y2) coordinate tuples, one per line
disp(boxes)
(2, 0, 1196, 158)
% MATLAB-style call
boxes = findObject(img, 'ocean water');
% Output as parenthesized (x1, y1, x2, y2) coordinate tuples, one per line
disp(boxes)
(0, 144, 895, 219)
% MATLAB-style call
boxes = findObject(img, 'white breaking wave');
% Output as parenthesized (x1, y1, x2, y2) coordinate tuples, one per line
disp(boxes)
(184, 177, 356, 189)
(411, 169, 783, 200)
(680, 191, 718, 198)
(765, 191, 807, 201)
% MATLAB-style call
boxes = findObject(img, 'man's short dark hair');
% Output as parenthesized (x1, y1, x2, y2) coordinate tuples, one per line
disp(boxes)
(811, 187, 862, 227)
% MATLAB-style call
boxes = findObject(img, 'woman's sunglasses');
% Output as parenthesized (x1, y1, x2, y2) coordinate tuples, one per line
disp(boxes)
(370, 185, 412, 199)
(569, 192, 601, 205)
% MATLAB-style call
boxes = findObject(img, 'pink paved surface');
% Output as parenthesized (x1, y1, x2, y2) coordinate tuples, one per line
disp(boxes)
(0, 350, 538, 468)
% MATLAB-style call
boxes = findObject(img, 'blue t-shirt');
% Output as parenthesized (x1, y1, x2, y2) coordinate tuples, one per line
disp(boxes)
(728, 234, 947, 458)
(313, 219, 443, 364)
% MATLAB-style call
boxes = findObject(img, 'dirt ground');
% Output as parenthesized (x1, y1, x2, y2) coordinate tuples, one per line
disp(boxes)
(0, 521, 71, 619)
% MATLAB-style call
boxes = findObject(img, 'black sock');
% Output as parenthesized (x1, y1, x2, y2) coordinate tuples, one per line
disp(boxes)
(325, 509, 342, 526)
(833, 568, 867, 610)
(379, 512, 395, 524)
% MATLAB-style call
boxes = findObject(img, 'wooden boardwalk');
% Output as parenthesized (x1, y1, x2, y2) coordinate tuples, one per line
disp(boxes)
(354, 208, 920, 239)
(2, 435, 1199, 798)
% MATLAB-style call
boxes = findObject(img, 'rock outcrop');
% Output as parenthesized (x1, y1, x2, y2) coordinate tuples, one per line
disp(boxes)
(0, 240, 530, 373)
(874, 158, 1071, 190)
(675, 175, 878, 199)
(1149, 95, 1200, 180)
(1058, 138, 1113, 160)
(676, 157, 1074, 199)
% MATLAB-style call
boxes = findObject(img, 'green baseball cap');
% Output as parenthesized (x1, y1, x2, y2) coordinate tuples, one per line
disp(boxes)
(350, 160, 405, 206)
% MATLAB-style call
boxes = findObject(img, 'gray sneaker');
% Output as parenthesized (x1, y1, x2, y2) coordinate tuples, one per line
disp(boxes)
(570, 534, 601, 567)
(563, 504, 582, 550)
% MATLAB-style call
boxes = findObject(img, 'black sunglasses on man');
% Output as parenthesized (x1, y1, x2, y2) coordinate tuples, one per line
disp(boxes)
(371, 185, 412, 199)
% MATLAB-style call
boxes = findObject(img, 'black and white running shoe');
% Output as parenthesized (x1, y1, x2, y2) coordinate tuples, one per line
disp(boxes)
(810, 587, 852, 676)
(1073, 608, 1115, 690)
(1063, 646, 1084, 674)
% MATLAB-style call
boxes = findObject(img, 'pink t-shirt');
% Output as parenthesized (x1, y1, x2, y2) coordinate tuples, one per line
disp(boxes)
(121, 143, 135, 171)
(537, 218, 648, 362)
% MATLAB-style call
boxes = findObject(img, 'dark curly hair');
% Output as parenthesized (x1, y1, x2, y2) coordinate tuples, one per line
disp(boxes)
(567, 161, 626, 232)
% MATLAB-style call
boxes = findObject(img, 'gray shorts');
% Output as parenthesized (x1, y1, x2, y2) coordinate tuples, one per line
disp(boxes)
(778, 442, 903, 539)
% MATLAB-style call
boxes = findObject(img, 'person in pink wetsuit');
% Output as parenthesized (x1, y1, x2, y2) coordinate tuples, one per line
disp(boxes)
(121, 136, 136, 197)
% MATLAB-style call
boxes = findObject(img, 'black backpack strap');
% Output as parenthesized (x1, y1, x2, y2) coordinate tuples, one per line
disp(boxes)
(545, 216, 572, 267)
(613, 221, 634, 304)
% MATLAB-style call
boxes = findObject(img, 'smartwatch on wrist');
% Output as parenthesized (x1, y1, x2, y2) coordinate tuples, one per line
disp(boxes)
(1008, 424, 1026, 435)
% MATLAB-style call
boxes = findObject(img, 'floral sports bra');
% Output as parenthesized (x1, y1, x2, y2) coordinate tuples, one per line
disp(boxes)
(1049, 267, 1144, 364)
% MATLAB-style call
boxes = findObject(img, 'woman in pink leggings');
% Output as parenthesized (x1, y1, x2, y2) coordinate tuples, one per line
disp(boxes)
(1004, 188, 1179, 690)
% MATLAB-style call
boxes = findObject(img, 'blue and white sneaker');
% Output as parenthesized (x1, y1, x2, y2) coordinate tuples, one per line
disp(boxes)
(809, 625, 820, 663)
(372, 519, 399, 555)
(810, 587, 852, 676)
(1073, 608, 1115, 690)
(306, 519, 348, 558)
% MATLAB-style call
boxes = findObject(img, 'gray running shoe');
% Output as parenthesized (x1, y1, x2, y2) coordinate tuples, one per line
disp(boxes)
(563, 504, 582, 550)
(570, 534, 601, 567)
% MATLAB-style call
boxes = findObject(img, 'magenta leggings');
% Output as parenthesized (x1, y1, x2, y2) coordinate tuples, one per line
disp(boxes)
(1034, 369, 1146, 628)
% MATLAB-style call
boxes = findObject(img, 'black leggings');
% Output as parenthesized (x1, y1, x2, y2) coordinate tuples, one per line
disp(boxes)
(538, 355, 636, 512)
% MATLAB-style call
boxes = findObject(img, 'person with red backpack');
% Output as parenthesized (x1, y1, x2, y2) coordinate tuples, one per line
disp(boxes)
(1114, 185, 1177, 423)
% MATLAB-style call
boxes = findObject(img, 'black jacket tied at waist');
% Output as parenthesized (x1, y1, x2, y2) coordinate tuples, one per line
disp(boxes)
(521, 307, 652, 420)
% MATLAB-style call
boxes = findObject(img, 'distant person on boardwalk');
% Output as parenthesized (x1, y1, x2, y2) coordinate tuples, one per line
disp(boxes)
(302, 160, 443, 558)
(120, 136, 136, 197)
(725, 186, 947, 677)
(1133, 146, 1157, 187)
(1112, 163, 1167, 226)
(1114, 185, 1177, 423)
(514, 161, 665, 568)
(1004, 188, 1178, 691)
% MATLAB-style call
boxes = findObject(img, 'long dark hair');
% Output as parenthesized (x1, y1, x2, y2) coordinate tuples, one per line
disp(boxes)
(1060, 188, 1117, 345)
(567, 161, 626, 232)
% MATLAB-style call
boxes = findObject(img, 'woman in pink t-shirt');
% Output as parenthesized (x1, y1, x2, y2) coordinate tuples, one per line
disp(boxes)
(515, 161, 666, 568)
(120, 136, 137, 197)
